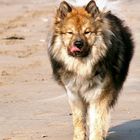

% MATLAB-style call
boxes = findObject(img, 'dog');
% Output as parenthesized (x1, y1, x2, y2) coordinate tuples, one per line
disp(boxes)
(48, 0, 134, 140)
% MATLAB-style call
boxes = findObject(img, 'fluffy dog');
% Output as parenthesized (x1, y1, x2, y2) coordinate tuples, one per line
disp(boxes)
(48, 1, 134, 140)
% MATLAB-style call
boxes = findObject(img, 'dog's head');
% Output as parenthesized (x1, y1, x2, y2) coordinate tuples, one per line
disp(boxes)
(55, 0, 102, 57)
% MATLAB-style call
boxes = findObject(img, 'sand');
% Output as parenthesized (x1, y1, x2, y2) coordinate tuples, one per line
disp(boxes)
(0, 0, 140, 140)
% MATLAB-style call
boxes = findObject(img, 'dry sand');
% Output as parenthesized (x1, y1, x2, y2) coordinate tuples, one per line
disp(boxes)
(0, 0, 139, 140)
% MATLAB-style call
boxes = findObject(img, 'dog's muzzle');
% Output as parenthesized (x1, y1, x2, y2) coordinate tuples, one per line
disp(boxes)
(68, 39, 90, 57)
(69, 39, 84, 53)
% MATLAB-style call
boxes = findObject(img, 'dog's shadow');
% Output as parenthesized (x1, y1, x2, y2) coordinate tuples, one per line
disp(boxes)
(107, 120, 140, 140)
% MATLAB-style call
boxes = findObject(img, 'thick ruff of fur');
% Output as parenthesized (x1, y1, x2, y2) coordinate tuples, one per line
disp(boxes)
(48, 0, 134, 140)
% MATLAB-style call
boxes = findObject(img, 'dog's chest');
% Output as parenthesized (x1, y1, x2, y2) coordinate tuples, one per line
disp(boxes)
(61, 61, 107, 101)
(64, 74, 103, 92)
(64, 74, 106, 102)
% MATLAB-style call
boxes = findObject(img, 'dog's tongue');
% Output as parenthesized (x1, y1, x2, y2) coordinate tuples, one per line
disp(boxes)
(70, 45, 81, 53)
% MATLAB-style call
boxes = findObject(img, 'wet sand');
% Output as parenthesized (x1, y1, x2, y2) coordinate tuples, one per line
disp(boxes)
(0, 0, 140, 140)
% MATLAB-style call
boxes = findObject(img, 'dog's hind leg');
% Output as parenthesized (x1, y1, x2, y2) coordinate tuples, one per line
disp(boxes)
(66, 88, 87, 140)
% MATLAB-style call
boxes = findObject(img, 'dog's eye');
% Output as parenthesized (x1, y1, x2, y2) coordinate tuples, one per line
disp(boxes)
(84, 31, 91, 35)
(67, 31, 73, 35)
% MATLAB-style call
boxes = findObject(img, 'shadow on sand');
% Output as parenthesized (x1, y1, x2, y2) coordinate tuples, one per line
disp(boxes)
(107, 120, 140, 140)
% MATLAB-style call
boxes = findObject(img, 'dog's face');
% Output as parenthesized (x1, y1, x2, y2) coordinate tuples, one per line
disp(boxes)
(56, 0, 101, 57)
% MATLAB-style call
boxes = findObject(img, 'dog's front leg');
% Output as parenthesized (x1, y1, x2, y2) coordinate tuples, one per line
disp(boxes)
(66, 88, 86, 140)
(88, 99, 110, 140)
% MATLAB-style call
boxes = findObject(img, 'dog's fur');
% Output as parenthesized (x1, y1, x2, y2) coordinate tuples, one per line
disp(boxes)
(48, 1, 134, 140)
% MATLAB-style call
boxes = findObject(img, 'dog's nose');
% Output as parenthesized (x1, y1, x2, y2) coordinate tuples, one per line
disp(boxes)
(74, 39, 84, 49)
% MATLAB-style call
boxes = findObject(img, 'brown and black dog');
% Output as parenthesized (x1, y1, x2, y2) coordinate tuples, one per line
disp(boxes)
(49, 1, 134, 140)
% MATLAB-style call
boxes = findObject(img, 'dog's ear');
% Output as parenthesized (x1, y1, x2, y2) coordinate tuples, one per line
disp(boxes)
(85, 0, 99, 18)
(57, 1, 72, 19)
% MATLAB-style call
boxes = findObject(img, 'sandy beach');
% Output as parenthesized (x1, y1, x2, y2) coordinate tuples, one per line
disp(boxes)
(0, 0, 140, 140)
